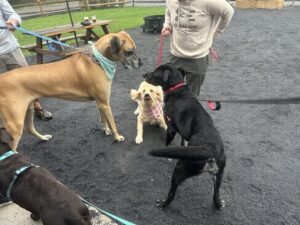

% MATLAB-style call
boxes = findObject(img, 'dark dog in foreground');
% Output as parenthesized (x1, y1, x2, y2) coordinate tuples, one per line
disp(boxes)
(144, 63, 226, 209)
(0, 128, 91, 225)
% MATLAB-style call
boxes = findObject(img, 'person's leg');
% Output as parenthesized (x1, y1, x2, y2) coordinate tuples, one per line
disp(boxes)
(6, 48, 52, 120)
(0, 59, 10, 206)
(185, 56, 209, 96)
(0, 55, 9, 74)
(168, 54, 209, 97)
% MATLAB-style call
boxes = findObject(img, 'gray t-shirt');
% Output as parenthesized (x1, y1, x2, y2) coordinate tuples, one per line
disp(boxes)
(0, 0, 22, 54)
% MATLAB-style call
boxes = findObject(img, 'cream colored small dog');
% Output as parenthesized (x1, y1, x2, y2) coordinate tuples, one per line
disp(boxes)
(130, 81, 167, 144)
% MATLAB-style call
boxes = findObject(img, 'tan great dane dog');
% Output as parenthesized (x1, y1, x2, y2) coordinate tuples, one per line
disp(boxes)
(0, 31, 142, 150)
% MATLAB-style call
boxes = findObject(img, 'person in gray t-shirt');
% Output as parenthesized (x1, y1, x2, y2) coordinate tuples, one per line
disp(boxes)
(0, 0, 52, 121)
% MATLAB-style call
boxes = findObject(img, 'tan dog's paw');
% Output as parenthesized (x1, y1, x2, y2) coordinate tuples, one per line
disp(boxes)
(160, 122, 168, 130)
(103, 127, 112, 136)
(115, 135, 125, 142)
(40, 134, 52, 141)
(135, 135, 143, 144)
(134, 106, 139, 115)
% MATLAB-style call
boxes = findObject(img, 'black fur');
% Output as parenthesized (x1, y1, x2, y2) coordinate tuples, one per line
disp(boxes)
(110, 36, 122, 55)
(144, 63, 226, 209)
(0, 128, 92, 225)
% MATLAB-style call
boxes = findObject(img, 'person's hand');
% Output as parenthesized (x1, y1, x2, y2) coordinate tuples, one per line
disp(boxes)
(6, 19, 19, 31)
(161, 27, 172, 37)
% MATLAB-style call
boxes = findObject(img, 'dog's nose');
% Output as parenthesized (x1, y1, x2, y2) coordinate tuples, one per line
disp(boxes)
(144, 93, 150, 100)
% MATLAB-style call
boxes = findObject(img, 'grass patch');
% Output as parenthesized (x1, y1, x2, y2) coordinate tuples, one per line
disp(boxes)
(15, 6, 165, 48)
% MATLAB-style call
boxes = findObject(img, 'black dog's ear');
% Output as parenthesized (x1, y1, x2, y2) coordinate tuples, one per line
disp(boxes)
(177, 67, 186, 78)
(0, 128, 12, 144)
(110, 36, 124, 55)
(163, 69, 171, 83)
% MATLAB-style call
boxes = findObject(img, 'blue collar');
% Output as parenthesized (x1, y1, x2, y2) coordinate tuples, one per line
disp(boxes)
(6, 164, 39, 201)
(0, 150, 16, 161)
(89, 42, 117, 80)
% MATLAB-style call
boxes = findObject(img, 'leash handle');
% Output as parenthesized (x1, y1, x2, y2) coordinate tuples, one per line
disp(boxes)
(156, 35, 164, 67)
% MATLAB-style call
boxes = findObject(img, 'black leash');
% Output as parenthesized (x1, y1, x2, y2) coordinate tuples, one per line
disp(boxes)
(202, 97, 300, 111)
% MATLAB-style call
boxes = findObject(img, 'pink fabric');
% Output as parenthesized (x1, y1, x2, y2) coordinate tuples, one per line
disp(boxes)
(146, 102, 163, 119)
(209, 48, 219, 62)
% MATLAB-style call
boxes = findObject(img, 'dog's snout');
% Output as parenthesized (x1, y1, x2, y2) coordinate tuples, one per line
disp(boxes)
(144, 93, 151, 101)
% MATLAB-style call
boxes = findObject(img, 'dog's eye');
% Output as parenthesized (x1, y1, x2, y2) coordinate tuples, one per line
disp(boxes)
(143, 90, 145, 93)
(150, 89, 153, 92)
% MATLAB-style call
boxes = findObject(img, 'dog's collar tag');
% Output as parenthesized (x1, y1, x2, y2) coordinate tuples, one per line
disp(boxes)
(0, 150, 16, 161)
(89, 42, 117, 80)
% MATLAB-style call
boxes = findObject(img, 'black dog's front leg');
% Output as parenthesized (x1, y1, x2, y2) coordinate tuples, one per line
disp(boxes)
(165, 125, 176, 146)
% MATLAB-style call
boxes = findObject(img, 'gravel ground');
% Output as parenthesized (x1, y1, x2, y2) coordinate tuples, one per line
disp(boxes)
(20, 7, 300, 225)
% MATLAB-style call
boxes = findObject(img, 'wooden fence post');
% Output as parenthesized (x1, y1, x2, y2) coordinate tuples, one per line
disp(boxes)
(80, 0, 90, 10)
(37, 0, 44, 15)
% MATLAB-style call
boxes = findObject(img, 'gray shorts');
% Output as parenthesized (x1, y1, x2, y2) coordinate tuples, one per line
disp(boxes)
(168, 54, 209, 97)
(0, 48, 28, 74)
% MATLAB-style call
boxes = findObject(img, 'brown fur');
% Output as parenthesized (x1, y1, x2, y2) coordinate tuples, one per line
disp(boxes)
(0, 31, 142, 150)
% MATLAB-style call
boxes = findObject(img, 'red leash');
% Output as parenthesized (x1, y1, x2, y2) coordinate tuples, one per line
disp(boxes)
(155, 35, 220, 111)
(156, 35, 164, 67)
(209, 47, 219, 62)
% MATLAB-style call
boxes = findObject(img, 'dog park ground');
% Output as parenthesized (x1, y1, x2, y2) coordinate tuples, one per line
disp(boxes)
(2, 7, 299, 225)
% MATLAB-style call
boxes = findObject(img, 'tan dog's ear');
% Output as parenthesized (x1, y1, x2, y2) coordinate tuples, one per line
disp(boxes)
(0, 128, 13, 144)
(110, 36, 124, 55)
(130, 89, 141, 102)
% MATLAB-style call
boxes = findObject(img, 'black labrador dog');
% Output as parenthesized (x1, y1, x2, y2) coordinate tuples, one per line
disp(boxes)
(0, 128, 91, 225)
(143, 63, 226, 209)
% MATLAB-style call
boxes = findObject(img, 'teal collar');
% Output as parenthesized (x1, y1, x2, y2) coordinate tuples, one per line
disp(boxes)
(0, 150, 16, 161)
(6, 164, 39, 201)
(89, 42, 117, 80)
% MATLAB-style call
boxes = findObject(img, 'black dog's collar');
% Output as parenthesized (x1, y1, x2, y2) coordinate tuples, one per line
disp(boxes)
(0, 150, 15, 161)
(164, 82, 185, 94)
(6, 164, 39, 201)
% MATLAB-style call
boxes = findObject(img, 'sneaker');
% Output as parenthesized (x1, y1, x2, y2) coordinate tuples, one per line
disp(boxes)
(34, 108, 53, 121)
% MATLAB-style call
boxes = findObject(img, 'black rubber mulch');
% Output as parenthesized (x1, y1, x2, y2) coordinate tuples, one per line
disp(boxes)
(22, 8, 299, 225)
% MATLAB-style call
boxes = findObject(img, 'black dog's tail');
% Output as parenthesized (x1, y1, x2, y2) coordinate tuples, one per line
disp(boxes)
(149, 146, 215, 161)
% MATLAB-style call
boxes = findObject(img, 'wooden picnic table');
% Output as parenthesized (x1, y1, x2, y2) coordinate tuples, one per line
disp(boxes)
(22, 20, 113, 64)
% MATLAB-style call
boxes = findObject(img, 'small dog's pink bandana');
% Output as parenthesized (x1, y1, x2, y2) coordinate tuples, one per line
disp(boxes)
(146, 102, 163, 119)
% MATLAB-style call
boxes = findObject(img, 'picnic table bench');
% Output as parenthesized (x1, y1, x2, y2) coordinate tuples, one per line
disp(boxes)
(21, 20, 113, 64)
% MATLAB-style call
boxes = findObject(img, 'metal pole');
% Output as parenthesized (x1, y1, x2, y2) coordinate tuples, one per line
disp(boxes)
(65, 0, 79, 46)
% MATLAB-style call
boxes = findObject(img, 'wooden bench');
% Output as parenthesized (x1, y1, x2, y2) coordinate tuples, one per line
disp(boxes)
(22, 20, 113, 64)
(31, 44, 91, 58)
(21, 33, 88, 52)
